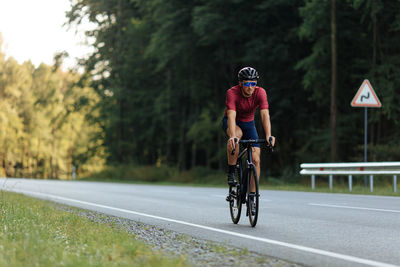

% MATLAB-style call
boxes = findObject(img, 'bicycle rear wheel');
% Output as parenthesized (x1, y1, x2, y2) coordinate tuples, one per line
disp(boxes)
(247, 165, 259, 227)
(229, 165, 242, 224)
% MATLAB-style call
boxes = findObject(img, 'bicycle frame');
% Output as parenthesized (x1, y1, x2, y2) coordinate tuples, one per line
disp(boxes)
(237, 143, 258, 197)
(228, 138, 273, 226)
(236, 139, 269, 173)
(237, 145, 254, 180)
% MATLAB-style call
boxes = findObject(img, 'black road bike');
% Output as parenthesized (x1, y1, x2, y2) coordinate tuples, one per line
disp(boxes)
(226, 137, 273, 227)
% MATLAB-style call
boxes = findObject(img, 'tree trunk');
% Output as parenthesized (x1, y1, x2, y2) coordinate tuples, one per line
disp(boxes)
(218, 127, 223, 170)
(177, 118, 186, 171)
(50, 129, 56, 179)
(35, 139, 40, 178)
(166, 69, 172, 164)
(116, 0, 124, 163)
(330, 0, 338, 162)
(27, 145, 32, 178)
(372, 9, 378, 145)
(1, 154, 5, 177)
(191, 143, 196, 169)
(4, 152, 9, 177)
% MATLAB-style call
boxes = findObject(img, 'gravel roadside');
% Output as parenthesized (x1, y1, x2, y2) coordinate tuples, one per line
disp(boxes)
(56, 203, 303, 267)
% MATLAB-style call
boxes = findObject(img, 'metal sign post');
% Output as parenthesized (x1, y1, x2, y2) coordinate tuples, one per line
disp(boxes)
(351, 80, 381, 187)
(364, 107, 367, 162)
(364, 107, 368, 186)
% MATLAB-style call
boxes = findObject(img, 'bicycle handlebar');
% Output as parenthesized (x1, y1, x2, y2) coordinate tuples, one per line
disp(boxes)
(238, 139, 269, 144)
(231, 137, 274, 155)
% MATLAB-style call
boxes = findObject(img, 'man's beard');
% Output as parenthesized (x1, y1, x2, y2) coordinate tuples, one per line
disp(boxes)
(242, 90, 252, 97)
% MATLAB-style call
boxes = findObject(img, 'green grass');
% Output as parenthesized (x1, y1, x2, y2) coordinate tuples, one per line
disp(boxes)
(0, 191, 188, 267)
(81, 164, 399, 197)
(260, 181, 400, 197)
(80, 176, 400, 197)
(82, 165, 227, 187)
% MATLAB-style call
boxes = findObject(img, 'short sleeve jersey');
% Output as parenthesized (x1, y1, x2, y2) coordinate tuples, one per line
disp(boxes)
(224, 85, 269, 122)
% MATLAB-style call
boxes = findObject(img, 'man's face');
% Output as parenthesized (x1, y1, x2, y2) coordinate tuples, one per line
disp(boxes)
(240, 80, 257, 97)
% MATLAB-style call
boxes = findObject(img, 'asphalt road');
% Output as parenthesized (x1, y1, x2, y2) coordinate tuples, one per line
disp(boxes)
(1, 178, 399, 267)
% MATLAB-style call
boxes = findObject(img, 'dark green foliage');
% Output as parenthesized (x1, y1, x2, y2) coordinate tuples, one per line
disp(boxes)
(65, 0, 400, 180)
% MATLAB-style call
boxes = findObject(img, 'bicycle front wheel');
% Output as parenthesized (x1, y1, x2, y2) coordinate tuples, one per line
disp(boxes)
(229, 166, 242, 224)
(247, 165, 259, 227)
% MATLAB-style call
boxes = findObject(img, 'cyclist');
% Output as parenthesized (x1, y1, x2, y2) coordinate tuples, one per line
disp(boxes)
(222, 67, 275, 212)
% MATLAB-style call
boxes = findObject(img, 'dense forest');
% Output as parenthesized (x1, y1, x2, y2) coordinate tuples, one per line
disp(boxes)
(1, 0, 400, 180)
(0, 43, 104, 178)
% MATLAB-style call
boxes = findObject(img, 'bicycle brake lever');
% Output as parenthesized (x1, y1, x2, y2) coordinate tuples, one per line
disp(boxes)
(268, 137, 274, 152)
(231, 138, 238, 155)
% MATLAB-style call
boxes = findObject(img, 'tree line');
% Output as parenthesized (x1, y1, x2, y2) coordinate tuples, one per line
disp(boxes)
(2, 0, 400, 180)
(64, 0, 400, 179)
(0, 40, 104, 178)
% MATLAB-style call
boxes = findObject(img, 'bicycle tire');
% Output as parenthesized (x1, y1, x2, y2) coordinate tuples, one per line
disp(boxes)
(247, 164, 259, 227)
(229, 164, 242, 224)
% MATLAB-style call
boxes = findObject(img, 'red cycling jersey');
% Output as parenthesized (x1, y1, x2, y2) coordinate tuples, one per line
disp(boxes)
(224, 85, 269, 122)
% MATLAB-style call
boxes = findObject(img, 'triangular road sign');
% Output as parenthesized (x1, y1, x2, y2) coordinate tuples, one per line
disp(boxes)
(351, 79, 382, 108)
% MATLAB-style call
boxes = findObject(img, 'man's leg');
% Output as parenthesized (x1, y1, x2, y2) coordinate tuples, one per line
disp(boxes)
(250, 147, 261, 192)
(226, 126, 243, 185)
(249, 147, 260, 215)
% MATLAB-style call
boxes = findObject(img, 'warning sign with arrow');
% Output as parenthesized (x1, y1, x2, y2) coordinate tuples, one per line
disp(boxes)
(351, 79, 382, 108)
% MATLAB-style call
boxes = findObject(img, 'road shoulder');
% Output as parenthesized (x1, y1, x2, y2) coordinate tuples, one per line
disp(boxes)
(56, 203, 303, 267)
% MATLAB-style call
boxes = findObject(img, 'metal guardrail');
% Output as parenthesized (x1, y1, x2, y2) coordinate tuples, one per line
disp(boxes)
(300, 162, 399, 192)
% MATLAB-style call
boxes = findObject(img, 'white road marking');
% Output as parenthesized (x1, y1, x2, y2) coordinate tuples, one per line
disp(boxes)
(309, 203, 400, 214)
(6, 188, 398, 267)
(334, 193, 400, 201)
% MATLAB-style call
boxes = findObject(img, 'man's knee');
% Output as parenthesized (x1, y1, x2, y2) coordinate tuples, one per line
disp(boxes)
(252, 148, 261, 166)
(235, 126, 243, 139)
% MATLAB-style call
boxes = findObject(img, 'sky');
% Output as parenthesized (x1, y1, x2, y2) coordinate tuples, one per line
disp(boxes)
(0, 0, 94, 69)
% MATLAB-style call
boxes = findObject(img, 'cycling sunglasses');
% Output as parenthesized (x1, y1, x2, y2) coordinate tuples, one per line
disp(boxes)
(243, 81, 257, 87)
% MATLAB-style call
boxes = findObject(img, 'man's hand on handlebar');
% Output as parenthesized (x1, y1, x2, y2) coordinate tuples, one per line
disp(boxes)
(267, 136, 276, 152)
(228, 137, 238, 152)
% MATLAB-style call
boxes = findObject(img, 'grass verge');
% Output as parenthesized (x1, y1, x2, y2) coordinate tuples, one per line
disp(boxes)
(262, 175, 399, 196)
(82, 165, 226, 186)
(0, 190, 188, 267)
(82, 164, 399, 197)
(260, 183, 400, 196)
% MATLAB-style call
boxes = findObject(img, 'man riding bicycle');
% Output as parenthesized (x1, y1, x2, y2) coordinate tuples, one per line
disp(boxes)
(222, 67, 275, 209)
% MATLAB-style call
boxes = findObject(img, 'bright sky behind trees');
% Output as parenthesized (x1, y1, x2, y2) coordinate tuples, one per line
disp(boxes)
(0, 0, 92, 69)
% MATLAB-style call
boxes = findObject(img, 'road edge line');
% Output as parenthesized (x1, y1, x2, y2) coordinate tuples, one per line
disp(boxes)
(7, 188, 398, 267)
